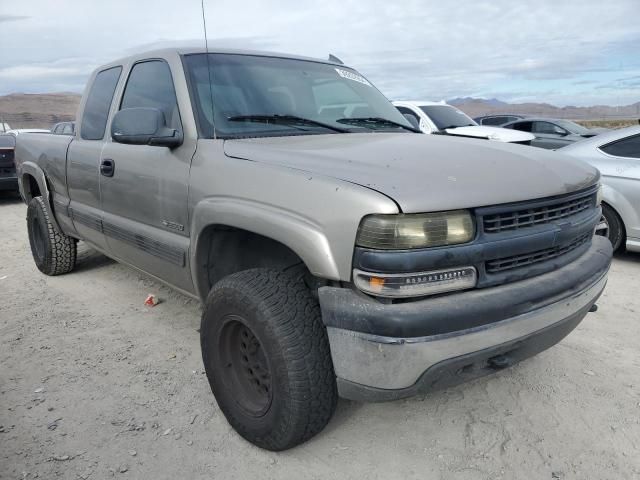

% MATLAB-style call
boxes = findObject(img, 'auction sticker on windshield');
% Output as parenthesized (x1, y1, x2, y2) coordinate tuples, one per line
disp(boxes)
(335, 68, 371, 86)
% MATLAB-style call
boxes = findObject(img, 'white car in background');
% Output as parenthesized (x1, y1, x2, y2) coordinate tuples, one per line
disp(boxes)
(560, 125, 640, 253)
(393, 101, 535, 144)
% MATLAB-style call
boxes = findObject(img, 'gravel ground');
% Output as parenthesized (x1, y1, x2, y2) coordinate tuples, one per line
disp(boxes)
(1, 191, 639, 480)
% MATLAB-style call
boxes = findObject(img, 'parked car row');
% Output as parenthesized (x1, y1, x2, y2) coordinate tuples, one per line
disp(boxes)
(501, 117, 603, 149)
(393, 101, 534, 144)
(392, 103, 638, 252)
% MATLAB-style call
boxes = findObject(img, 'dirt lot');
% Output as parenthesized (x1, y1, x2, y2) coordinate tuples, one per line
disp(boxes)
(1, 192, 639, 480)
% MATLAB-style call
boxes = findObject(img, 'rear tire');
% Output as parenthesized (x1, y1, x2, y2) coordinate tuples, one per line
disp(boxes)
(201, 268, 337, 451)
(27, 196, 77, 275)
(596, 204, 624, 252)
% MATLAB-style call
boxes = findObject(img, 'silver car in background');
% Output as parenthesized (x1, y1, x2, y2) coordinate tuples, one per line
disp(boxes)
(561, 125, 640, 252)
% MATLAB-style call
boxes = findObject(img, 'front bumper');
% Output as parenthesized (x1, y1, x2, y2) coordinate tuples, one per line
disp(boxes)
(319, 236, 612, 401)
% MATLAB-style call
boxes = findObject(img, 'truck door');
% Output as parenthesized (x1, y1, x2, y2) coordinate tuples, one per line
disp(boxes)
(99, 59, 196, 293)
(67, 66, 122, 251)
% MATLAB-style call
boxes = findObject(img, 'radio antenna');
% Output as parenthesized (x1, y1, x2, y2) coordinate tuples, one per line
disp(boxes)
(201, 0, 216, 139)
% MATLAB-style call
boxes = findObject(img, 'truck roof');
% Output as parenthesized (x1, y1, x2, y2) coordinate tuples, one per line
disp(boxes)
(96, 46, 345, 72)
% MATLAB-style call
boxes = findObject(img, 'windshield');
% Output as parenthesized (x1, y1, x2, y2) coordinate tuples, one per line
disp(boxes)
(419, 105, 476, 130)
(183, 53, 414, 138)
(555, 120, 590, 135)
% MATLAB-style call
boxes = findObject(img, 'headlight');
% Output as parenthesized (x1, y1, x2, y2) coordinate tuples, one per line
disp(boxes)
(356, 210, 475, 250)
(596, 184, 603, 206)
(353, 266, 477, 298)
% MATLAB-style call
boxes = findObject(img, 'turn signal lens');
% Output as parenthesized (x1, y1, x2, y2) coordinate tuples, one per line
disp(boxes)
(353, 266, 477, 298)
(356, 211, 474, 250)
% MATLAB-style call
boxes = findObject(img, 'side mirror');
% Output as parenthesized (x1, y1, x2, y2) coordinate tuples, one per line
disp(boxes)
(402, 113, 420, 130)
(553, 126, 568, 136)
(111, 107, 183, 148)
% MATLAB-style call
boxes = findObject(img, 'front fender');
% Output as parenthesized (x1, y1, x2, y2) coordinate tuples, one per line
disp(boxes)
(190, 196, 341, 299)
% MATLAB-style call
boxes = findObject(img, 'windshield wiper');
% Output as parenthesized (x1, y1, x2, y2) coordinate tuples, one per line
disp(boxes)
(227, 114, 348, 133)
(336, 117, 420, 133)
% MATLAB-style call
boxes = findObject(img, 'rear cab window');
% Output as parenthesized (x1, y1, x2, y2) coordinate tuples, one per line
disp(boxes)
(81, 66, 123, 140)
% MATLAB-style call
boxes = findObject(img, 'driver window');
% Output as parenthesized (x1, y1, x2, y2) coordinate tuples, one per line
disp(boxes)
(120, 60, 182, 131)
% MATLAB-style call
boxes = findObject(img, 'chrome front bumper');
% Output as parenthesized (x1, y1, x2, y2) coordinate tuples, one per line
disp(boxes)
(327, 272, 606, 398)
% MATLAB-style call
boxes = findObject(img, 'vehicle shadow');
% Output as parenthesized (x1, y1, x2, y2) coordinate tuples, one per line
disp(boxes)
(74, 242, 116, 272)
(614, 249, 640, 265)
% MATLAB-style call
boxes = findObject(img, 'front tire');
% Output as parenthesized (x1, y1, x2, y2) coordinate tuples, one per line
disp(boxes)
(201, 268, 337, 451)
(27, 196, 77, 275)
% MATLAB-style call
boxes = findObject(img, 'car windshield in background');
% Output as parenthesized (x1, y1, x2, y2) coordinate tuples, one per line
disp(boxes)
(183, 53, 414, 138)
(419, 105, 476, 130)
(0, 135, 16, 148)
(556, 120, 590, 135)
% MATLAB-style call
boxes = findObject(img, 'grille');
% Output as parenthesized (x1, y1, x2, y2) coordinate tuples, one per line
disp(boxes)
(483, 192, 595, 233)
(486, 233, 591, 273)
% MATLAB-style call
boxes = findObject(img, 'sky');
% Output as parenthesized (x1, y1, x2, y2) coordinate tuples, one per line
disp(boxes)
(1, 0, 639, 106)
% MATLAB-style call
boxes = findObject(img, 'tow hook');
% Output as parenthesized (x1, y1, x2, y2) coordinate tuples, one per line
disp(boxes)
(488, 354, 512, 370)
(589, 304, 598, 313)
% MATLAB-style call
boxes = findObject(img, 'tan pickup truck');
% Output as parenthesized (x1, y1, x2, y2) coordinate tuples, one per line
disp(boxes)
(15, 47, 612, 450)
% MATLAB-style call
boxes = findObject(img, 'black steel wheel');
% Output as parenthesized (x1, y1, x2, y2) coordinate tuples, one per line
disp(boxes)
(218, 316, 273, 416)
(201, 268, 337, 451)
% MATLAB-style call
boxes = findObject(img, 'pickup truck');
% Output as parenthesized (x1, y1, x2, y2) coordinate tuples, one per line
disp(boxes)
(15, 47, 612, 451)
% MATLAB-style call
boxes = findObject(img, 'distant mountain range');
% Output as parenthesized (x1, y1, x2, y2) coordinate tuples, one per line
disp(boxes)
(448, 97, 640, 121)
(0, 93, 81, 130)
(1, 92, 639, 130)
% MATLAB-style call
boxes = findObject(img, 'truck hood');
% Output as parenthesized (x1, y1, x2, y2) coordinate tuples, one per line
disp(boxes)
(443, 125, 535, 143)
(223, 133, 598, 213)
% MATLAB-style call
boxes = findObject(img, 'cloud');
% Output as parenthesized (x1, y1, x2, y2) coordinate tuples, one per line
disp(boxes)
(1, 0, 639, 105)
(0, 14, 30, 23)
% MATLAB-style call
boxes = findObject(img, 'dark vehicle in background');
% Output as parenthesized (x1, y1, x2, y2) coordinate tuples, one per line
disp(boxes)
(560, 125, 640, 252)
(0, 134, 17, 191)
(51, 122, 75, 135)
(474, 114, 528, 126)
(502, 117, 602, 150)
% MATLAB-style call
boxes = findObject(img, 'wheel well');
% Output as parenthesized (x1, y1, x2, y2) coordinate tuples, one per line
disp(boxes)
(23, 174, 42, 201)
(602, 201, 626, 237)
(195, 225, 306, 298)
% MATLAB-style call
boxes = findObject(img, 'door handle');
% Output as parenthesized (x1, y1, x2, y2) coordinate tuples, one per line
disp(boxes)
(100, 158, 115, 177)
